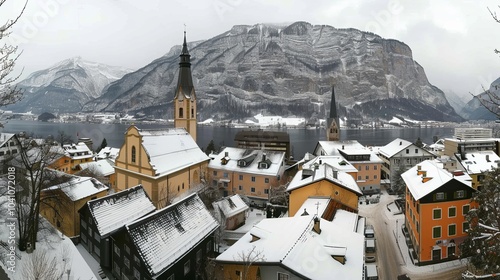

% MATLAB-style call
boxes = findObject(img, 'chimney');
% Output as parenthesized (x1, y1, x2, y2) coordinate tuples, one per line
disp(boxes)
(319, 159, 322, 165)
(332, 169, 338, 179)
(313, 217, 321, 234)
(225, 151, 228, 157)
(400, 141, 402, 145)
(417, 165, 421, 171)
(342, 145, 345, 150)
(486, 154, 490, 162)
(262, 153, 266, 161)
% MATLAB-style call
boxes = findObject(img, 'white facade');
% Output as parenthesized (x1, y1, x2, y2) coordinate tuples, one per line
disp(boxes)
(454, 127, 492, 139)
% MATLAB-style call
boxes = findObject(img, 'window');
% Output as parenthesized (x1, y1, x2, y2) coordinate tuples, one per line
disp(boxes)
(416, 221, 419, 233)
(213, 171, 217, 176)
(223, 172, 228, 178)
(365, 165, 369, 170)
(179, 107, 184, 118)
(435, 192, 445, 201)
(265, 178, 269, 183)
(81, 220, 87, 229)
(365, 175, 369, 180)
(433, 208, 441, 219)
(406, 158, 411, 164)
(114, 244, 120, 256)
(415, 149, 418, 153)
(374, 175, 378, 179)
(134, 255, 140, 264)
(433, 226, 441, 238)
(191, 108, 194, 118)
(357, 175, 362, 180)
(357, 166, 361, 171)
(455, 190, 465, 199)
(197, 249, 202, 263)
(131, 146, 136, 163)
(134, 268, 141, 279)
(81, 234, 87, 243)
(239, 175, 243, 180)
(238, 185, 242, 190)
(167, 274, 174, 280)
(251, 187, 256, 193)
(251, 176, 256, 182)
(448, 207, 456, 218)
(124, 257, 130, 268)
(406, 149, 409, 154)
(184, 260, 191, 275)
(463, 205, 470, 215)
(206, 240, 212, 253)
(463, 222, 470, 233)
(114, 262, 121, 276)
(448, 224, 456, 236)
(125, 245, 130, 255)
(94, 232, 100, 241)
(278, 272, 290, 280)
(264, 189, 269, 194)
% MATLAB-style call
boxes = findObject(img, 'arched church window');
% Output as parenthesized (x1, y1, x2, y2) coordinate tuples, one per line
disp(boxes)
(131, 146, 136, 163)
(179, 108, 184, 118)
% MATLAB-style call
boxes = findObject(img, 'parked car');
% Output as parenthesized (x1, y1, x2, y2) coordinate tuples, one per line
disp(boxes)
(365, 264, 378, 280)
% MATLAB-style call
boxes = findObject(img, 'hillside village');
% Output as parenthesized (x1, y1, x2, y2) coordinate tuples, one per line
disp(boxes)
(1, 34, 500, 280)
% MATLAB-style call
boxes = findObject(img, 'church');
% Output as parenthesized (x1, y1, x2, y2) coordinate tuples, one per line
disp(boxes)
(114, 32, 209, 208)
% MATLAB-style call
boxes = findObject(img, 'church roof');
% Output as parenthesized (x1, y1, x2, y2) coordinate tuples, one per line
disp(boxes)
(175, 31, 195, 100)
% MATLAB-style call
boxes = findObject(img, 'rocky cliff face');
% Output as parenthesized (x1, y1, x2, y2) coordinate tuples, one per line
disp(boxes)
(8, 57, 132, 114)
(38, 22, 463, 121)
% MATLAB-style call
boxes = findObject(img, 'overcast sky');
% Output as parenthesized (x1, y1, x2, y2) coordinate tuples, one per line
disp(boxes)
(3, 0, 500, 97)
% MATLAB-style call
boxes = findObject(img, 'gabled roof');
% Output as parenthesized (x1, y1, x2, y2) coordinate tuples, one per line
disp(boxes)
(456, 150, 500, 175)
(0, 133, 15, 148)
(287, 162, 362, 196)
(315, 141, 383, 163)
(96, 146, 120, 160)
(216, 210, 364, 280)
(78, 159, 115, 177)
(85, 185, 155, 238)
(294, 197, 330, 218)
(137, 127, 209, 177)
(212, 194, 249, 218)
(402, 160, 472, 200)
(208, 147, 285, 176)
(126, 193, 218, 278)
(302, 156, 358, 173)
(378, 138, 414, 158)
(45, 176, 108, 201)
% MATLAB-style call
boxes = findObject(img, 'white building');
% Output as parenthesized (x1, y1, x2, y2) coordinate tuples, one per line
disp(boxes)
(454, 127, 492, 139)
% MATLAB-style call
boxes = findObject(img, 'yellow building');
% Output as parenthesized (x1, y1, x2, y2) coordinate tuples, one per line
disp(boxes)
(114, 126, 209, 208)
(174, 31, 197, 141)
(40, 175, 108, 238)
(286, 161, 362, 216)
(456, 150, 500, 190)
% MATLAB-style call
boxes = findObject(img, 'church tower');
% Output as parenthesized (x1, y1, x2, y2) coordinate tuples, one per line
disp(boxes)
(174, 31, 197, 141)
(327, 86, 340, 141)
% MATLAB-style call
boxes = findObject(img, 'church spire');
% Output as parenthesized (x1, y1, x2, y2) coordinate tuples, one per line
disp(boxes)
(327, 85, 340, 141)
(174, 31, 197, 141)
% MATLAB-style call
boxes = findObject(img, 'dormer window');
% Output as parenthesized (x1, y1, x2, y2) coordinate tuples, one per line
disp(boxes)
(259, 162, 268, 169)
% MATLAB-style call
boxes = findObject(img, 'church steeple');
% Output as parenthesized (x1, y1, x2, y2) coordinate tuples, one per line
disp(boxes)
(327, 86, 340, 141)
(174, 31, 197, 141)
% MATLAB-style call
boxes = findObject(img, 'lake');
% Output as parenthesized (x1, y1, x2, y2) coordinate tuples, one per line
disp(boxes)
(2, 120, 455, 159)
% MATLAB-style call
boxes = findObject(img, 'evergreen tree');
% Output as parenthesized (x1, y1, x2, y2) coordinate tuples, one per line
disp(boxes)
(97, 138, 108, 153)
(462, 168, 500, 276)
(205, 140, 216, 155)
(415, 137, 423, 148)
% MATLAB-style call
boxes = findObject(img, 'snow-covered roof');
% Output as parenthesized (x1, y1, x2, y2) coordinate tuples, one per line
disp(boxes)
(0, 133, 15, 148)
(287, 162, 362, 195)
(78, 159, 115, 176)
(63, 142, 93, 159)
(95, 146, 120, 160)
(457, 151, 500, 175)
(302, 156, 358, 173)
(378, 138, 413, 158)
(86, 185, 155, 237)
(315, 141, 383, 163)
(294, 197, 330, 217)
(208, 147, 285, 176)
(138, 127, 209, 177)
(402, 160, 472, 200)
(45, 176, 108, 201)
(126, 193, 219, 278)
(212, 194, 249, 218)
(216, 210, 364, 280)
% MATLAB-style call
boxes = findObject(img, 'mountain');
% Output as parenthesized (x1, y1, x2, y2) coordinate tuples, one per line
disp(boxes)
(460, 78, 500, 120)
(444, 90, 471, 119)
(86, 22, 461, 122)
(7, 57, 133, 114)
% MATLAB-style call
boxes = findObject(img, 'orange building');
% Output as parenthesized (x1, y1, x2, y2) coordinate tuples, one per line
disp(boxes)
(286, 160, 362, 216)
(402, 160, 476, 265)
(208, 147, 286, 206)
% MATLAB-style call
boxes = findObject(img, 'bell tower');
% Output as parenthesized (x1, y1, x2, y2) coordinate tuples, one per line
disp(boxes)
(327, 86, 340, 141)
(174, 31, 197, 141)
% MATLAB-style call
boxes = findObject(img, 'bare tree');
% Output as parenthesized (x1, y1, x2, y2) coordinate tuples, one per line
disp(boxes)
(21, 244, 71, 280)
(0, 0, 28, 106)
(234, 247, 266, 280)
(8, 136, 68, 251)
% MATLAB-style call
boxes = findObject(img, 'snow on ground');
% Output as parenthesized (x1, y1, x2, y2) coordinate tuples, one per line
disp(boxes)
(0, 178, 97, 279)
